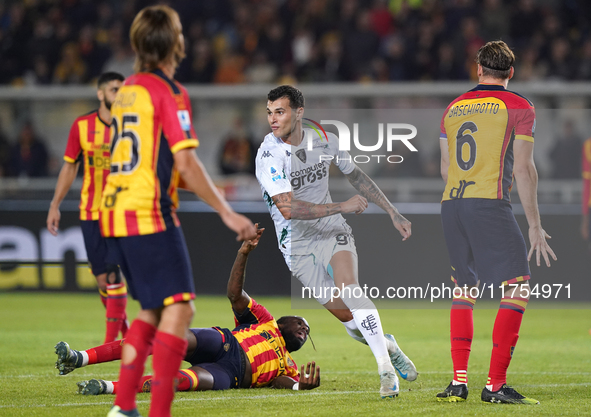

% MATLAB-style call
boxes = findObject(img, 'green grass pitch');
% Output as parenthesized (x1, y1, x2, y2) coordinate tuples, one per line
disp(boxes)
(0, 293, 589, 416)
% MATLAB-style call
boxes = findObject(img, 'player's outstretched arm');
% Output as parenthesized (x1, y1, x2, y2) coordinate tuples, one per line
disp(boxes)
(174, 148, 256, 241)
(271, 362, 320, 390)
(345, 166, 412, 241)
(227, 225, 264, 313)
(514, 140, 557, 267)
(47, 161, 80, 236)
(272, 192, 368, 220)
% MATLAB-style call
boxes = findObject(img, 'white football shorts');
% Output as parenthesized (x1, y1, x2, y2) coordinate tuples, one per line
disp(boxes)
(289, 232, 357, 305)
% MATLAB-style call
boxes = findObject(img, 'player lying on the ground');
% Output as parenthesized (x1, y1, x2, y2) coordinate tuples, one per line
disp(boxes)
(55, 226, 320, 393)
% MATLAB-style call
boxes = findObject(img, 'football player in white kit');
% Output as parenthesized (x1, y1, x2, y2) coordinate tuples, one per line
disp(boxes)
(255, 85, 418, 398)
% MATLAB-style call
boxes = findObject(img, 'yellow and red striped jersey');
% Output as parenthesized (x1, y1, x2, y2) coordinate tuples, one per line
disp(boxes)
(64, 110, 111, 221)
(100, 69, 198, 237)
(231, 299, 299, 388)
(440, 84, 536, 202)
(582, 138, 591, 214)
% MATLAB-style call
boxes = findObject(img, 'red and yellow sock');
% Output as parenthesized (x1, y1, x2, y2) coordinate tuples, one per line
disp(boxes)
(105, 283, 128, 343)
(486, 296, 528, 391)
(130, 369, 198, 395)
(177, 369, 200, 392)
(99, 288, 108, 308)
(451, 293, 476, 385)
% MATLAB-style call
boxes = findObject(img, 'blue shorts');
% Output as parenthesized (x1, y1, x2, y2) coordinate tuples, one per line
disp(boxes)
(441, 199, 530, 287)
(105, 226, 195, 310)
(80, 220, 109, 276)
(185, 327, 244, 390)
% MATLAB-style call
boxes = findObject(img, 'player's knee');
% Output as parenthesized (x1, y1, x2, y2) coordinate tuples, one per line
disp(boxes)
(193, 368, 215, 390)
(105, 264, 122, 284)
(340, 284, 375, 311)
(95, 273, 108, 292)
(163, 300, 195, 329)
(336, 309, 354, 322)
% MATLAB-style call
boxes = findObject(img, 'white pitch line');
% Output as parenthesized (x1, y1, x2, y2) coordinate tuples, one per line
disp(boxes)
(1, 383, 589, 409)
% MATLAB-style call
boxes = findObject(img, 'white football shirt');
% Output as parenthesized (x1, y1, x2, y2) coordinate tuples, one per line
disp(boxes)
(255, 128, 356, 259)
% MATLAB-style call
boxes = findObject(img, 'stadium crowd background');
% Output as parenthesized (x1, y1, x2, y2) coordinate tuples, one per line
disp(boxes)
(0, 0, 588, 186)
(2, 0, 591, 85)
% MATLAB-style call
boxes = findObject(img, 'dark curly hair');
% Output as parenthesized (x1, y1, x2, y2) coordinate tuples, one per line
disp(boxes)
(267, 85, 305, 109)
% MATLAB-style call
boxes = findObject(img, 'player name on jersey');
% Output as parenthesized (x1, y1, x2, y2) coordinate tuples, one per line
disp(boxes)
(447, 102, 501, 118)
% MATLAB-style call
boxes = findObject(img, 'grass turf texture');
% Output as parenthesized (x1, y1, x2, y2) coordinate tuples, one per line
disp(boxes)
(0, 293, 589, 417)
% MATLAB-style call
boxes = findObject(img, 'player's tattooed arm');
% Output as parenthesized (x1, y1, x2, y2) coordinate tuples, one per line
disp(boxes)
(272, 192, 343, 220)
(345, 166, 397, 215)
(345, 166, 412, 240)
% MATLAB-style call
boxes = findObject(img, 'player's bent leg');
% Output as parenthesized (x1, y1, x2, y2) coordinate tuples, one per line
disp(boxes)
(184, 328, 226, 363)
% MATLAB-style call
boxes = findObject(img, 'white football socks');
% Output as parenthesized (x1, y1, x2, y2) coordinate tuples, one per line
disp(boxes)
(340, 284, 393, 374)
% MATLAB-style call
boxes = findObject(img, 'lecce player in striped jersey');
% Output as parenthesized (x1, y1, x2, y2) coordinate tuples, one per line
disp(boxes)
(47, 72, 129, 345)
